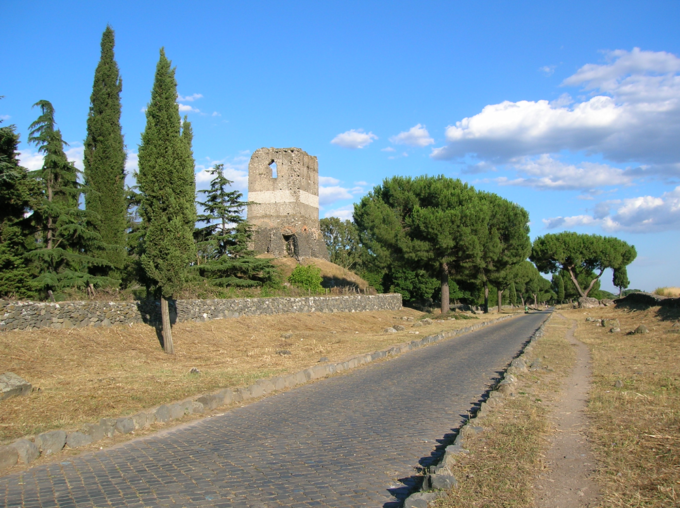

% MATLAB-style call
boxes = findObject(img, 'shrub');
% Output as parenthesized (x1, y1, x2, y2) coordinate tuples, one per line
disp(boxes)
(288, 265, 323, 293)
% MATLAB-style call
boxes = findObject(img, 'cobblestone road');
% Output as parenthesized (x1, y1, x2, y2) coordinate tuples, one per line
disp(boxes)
(1, 312, 549, 508)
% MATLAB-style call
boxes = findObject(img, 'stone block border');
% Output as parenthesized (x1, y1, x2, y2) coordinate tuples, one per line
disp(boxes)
(0, 312, 520, 472)
(0, 294, 402, 332)
(402, 312, 552, 508)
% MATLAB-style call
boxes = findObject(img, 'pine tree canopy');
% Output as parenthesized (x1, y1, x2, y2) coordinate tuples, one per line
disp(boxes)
(83, 25, 127, 275)
(138, 49, 196, 299)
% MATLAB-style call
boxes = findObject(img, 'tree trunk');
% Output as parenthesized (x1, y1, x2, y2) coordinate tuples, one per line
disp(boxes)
(440, 262, 449, 315)
(520, 295, 525, 307)
(566, 267, 585, 297)
(483, 282, 489, 313)
(161, 296, 174, 354)
(497, 289, 503, 314)
(534, 293, 538, 307)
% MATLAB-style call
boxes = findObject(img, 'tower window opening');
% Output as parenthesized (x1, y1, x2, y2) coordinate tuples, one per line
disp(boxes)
(269, 160, 277, 178)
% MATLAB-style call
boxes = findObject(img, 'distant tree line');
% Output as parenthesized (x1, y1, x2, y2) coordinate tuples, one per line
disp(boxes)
(321, 176, 637, 311)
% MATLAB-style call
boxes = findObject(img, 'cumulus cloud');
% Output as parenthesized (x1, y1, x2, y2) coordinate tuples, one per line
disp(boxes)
(389, 124, 434, 147)
(539, 65, 556, 76)
(331, 129, 377, 149)
(319, 176, 340, 185)
(543, 186, 680, 233)
(323, 205, 354, 221)
(178, 93, 203, 102)
(18, 144, 84, 172)
(178, 103, 200, 113)
(381, 147, 395, 152)
(0, 114, 10, 121)
(196, 159, 248, 194)
(496, 154, 634, 191)
(431, 48, 680, 169)
(212, 111, 221, 117)
(319, 185, 353, 206)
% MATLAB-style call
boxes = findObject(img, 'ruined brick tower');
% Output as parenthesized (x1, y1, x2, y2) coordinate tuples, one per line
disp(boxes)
(247, 147, 329, 260)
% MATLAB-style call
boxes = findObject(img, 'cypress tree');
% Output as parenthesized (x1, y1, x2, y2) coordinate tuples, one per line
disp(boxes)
(83, 25, 127, 277)
(138, 49, 196, 354)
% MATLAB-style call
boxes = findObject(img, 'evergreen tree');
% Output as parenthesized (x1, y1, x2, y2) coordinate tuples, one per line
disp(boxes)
(83, 25, 127, 277)
(27, 101, 112, 298)
(508, 282, 517, 306)
(552, 273, 565, 303)
(613, 266, 630, 297)
(0, 109, 39, 298)
(138, 49, 196, 353)
(194, 163, 276, 287)
(319, 217, 363, 270)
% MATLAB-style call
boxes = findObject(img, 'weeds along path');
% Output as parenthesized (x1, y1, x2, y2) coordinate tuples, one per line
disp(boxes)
(0, 313, 547, 508)
(535, 314, 600, 507)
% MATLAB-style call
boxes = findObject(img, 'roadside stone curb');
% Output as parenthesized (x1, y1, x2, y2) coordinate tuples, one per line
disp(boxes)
(401, 311, 553, 507)
(0, 312, 521, 472)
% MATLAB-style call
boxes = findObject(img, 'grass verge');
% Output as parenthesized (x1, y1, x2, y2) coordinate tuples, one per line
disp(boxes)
(434, 314, 575, 508)
(561, 305, 680, 507)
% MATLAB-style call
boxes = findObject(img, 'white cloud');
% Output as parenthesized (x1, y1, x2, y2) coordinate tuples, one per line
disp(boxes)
(319, 185, 353, 206)
(496, 154, 634, 191)
(354, 181, 369, 186)
(539, 65, 556, 76)
(0, 114, 10, 121)
(18, 144, 84, 172)
(212, 111, 221, 117)
(389, 124, 434, 147)
(431, 48, 680, 169)
(331, 129, 377, 149)
(381, 147, 395, 152)
(197, 160, 248, 194)
(178, 103, 200, 113)
(463, 161, 496, 174)
(319, 176, 340, 185)
(178, 93, 203, 102)
(323, 205, 354, 221)
(125, 152, 139, 187)
(543, 186, 680, 233)
(65, 144, 84, 171)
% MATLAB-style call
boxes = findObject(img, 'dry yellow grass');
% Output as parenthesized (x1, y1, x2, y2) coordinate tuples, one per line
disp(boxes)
(0, 308, 508, 445)
(435, 315, 575, 508)
(653, 287, 680, 298)
(561, 305, 680, 507)
(268, 256, 370, 290)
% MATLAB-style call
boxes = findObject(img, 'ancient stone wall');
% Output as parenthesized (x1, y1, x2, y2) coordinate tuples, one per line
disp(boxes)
(0, 294, 402, 332)
(247, 147, 329, 259)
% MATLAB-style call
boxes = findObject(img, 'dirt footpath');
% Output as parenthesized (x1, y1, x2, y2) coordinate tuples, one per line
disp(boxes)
(535, 313, 600, 507)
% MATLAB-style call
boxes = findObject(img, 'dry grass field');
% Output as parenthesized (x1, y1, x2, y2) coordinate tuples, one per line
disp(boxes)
(562, 304, 680, 507)
(0, 307, 507, 445)
(437, 303, 680, 508)
(436, 313, 576, 508)
(653, 287, 680, 298)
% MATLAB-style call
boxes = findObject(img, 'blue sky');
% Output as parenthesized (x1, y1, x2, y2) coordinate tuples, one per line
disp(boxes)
(2, 1, 679, 293)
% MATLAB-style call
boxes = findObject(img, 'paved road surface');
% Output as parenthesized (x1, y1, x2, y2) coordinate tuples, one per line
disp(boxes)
(1, 311, 549, 508)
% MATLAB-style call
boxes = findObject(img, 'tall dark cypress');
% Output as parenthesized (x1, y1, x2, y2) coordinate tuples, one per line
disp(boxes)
(138, 49, 196, 354)
(83, 25, 127, 276)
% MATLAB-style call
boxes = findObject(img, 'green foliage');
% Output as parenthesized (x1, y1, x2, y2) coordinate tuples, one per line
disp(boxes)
(531, 232, 636, 298)
(320, 217, 363, 270)
(508, 282, 517, 306)
(613, 266, 630, 296)
(83, 26, 127, 277)
(27, 101, 114, 296)
(552, 274, 565, 302)
(384, 268, 440, 303)
(0, 114, 39, 298)
(193, 163, 277, 288)
(137, 49, 197, 299)
(288, 264, 323, 293)
(559, 267, 601, 300)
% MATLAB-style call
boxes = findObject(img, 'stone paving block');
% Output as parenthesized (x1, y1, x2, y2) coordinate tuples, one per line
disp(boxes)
(115, 418, 134, 435)
(168, 404, 184, 420)
(99, 418, 116, 438)
(190, 401, 205, 414)
(80, 422, 104, 442)
(154, 405, 171, 423)
(131, 412, 148, 430)
(9, 439, 39, 464)
(35, 430, 67, 456)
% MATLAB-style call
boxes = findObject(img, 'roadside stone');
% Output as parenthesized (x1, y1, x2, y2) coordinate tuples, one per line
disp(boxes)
(404, 491, 438, 508)
(281, 332, 293, 339)
(0, 446, 19, 469)
(614, 380, 624, 388)
(9, 439, 39, 464)
(35, 430, 67, 456)
(603, 319, 620, 328)
(99, 418, 116, 438)
(632, 324, 649, 334)
(217, 388, 234, 405)
(501, 374, 517, 385)
(276, 350, 292, 356)
(81, 422, 104, 442)
(530, 357, 543, 370)
(423, 472, 458, 490)
(154, 405, 171, 423)
(168, 403, 184, 420)
(115, 418, 134, 435)
(66, 431, 93, 448)
(578, 297, 600, 308)
(190, 401, 205, 414)
(197, 394, 220, 410)
(412, 321, 423, 327)
(0, 372, 32, 400)
(421, 318, 433, 325)
(318, 356, 329, 363)
(585, 317, 593, 322)
(510, 357, 527, 371)
(610, 327, 621, 333)
(131, 412, 148, 429)
(383, 327, 397, 333)
(393, 325, 405, 331)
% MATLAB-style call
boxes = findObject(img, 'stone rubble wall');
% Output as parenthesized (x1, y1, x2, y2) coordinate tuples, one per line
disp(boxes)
(0, 294, 402, 332)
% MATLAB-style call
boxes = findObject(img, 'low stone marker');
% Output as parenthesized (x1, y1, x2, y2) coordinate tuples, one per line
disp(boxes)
(0, 372, 32, 400)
